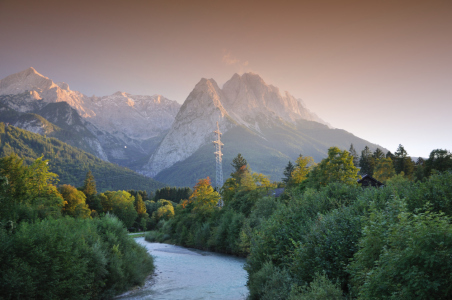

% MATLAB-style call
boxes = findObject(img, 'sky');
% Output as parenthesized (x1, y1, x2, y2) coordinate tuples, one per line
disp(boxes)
(1, 0, 451, 158)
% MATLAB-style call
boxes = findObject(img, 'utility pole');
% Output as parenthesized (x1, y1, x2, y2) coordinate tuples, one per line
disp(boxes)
(213, 121, 224, 207)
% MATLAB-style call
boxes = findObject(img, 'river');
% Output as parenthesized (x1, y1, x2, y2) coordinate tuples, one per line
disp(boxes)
(117, 238, 249, 300)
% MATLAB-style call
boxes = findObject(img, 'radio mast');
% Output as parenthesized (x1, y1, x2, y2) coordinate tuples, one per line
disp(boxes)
(213, 121, 224, 207)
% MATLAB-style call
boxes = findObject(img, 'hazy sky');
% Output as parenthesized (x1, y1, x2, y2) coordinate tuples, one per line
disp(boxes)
(1, 0, 451, 157)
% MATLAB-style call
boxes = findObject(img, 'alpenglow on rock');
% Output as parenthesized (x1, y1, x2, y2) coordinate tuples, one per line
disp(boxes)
(144, 78, 236, 176)
(0, 67, 181, 141)
(143, 72, 330, 177)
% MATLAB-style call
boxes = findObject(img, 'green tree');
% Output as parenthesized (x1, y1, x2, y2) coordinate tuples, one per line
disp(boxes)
(290, 155, 315, 185)
(349, 143, 359, 167)
(282, 161, 295, 184)
(359, 146, 375, 176)
(373, 158, 396, 183)
(81, 170, 102, 213)
(394, 144, 415, 178)
(424, 149, 452, 176)
(0, 154, 64, 222)
(81, 170, 97, 196)
(231, 153, 248, 183)
(100, 191, 138, 228)
(307, 147, 359, 188)
(59, 184, 91, 219)
(152, 199, 175, 223)
(373, 148, 385, 160)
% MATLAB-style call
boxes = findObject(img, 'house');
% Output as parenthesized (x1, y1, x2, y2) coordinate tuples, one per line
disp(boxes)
(358, 174, 384, 188)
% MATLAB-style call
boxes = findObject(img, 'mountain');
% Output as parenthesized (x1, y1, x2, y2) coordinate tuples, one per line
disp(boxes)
(144, 78, 236, 176)
(0, 68, 180, 167)
(0, 123, 166, 192)
(1, 68, 387, 188)
(144, 73, 385, 187)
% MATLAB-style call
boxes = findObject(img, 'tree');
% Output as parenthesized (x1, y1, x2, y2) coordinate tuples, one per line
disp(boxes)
(81, 170, 97, 197)
(0, 154, 64, 222)
(231, 154, 248, 183)
(189, 177, 221, 214)
(59, 184, 90, 219)
(424, 149, 452, 176)
(393, 144, 415, 178)
(151, 199, 174, 223)
(290, 155, 315, 185)
(373, 148, 385, 160)
(231, 153, 247, 173)
(100, 191, 138, 228)
(81, 171, 102, 213)
(359, 146, 375, 176)
(282, 161, 295, 184)
(386, 151, 395, 159)
(306, 147, 360, 188)
(252, 173, 276, 193)
(373, 158, 396, 183)
(349, 143, 359, 167)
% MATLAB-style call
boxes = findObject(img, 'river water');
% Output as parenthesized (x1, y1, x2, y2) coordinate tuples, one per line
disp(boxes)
(117, 238, 249, 300)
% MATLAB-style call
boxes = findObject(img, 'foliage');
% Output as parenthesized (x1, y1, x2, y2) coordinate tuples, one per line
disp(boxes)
(0, 153, 64, 222)
(282, 160, 295, 184)
(152, 199, 175, 223)
(59, 184, 91, 219)
(393, 144, 415, 178)
(359, 146, 374, 176)
(290, 155, 315, 185)
(424, 149, 452, 176)
(350, 200, 452, 299)
(373, 157, 396, 183)
(153, 186, 191, 203)
(0, 215, 154, 299)
(100, 191, 138, 228)
(189, 177, 220, 215)
(306, 147, 359, 188)
(288, 273, 344, 300)
(349, 143, 358, 167)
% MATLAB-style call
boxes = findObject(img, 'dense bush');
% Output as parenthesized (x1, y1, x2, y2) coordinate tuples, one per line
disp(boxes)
(0, 215, 154, 299)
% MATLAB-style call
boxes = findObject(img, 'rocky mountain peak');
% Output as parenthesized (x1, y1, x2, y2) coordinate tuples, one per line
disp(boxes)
(143, 77, 234, 177)
(0, 67, 57, 95)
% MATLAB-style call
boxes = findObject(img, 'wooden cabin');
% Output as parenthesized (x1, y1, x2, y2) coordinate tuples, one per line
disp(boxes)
(358, 174, 384, 188)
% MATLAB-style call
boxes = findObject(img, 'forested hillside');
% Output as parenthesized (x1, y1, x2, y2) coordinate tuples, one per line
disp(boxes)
(0, 123, 166, 192)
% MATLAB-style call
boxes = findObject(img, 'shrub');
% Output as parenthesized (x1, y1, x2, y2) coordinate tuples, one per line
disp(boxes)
(0, 215, 154, 299)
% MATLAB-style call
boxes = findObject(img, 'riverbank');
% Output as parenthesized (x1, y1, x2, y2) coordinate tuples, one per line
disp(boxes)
(117, 237, 249, 300)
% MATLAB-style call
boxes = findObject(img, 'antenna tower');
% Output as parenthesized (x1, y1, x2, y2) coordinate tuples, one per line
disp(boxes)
(213, 121, 224, 207)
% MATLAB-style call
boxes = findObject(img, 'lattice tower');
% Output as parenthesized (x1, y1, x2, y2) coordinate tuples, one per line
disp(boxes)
(212, 121, 224, 207)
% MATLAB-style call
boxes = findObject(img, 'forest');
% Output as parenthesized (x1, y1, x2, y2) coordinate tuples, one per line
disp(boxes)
(0, 123, 166, 192)
(1, 139, 451, 299)
(0, 153, 159, 299)
(146, 145, 452, 299)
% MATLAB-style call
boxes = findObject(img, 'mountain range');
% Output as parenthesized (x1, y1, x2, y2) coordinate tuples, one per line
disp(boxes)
(0, 68, 385, 187)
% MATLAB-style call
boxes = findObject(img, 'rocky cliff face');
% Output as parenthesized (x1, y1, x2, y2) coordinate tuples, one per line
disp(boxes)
(85, 92, 179, 141)
(144, 78, 236, 176)
(222, 72, 329, 128)
(143, 72, 330, 177)
(0, 67, 181, 165)
(0, 68, 180, 142)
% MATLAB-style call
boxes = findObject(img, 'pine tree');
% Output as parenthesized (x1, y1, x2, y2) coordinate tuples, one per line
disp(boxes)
(282, 161, 294, 184)
(349, 144, 359, 167)
(373, 148, 385, 160)
(82, 170, 97, 197)
(394, 144, 415, 178)
(359, 146, 375, 176)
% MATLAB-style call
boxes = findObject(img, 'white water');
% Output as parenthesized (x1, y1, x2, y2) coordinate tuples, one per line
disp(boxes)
(117, 238, 249, 300)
